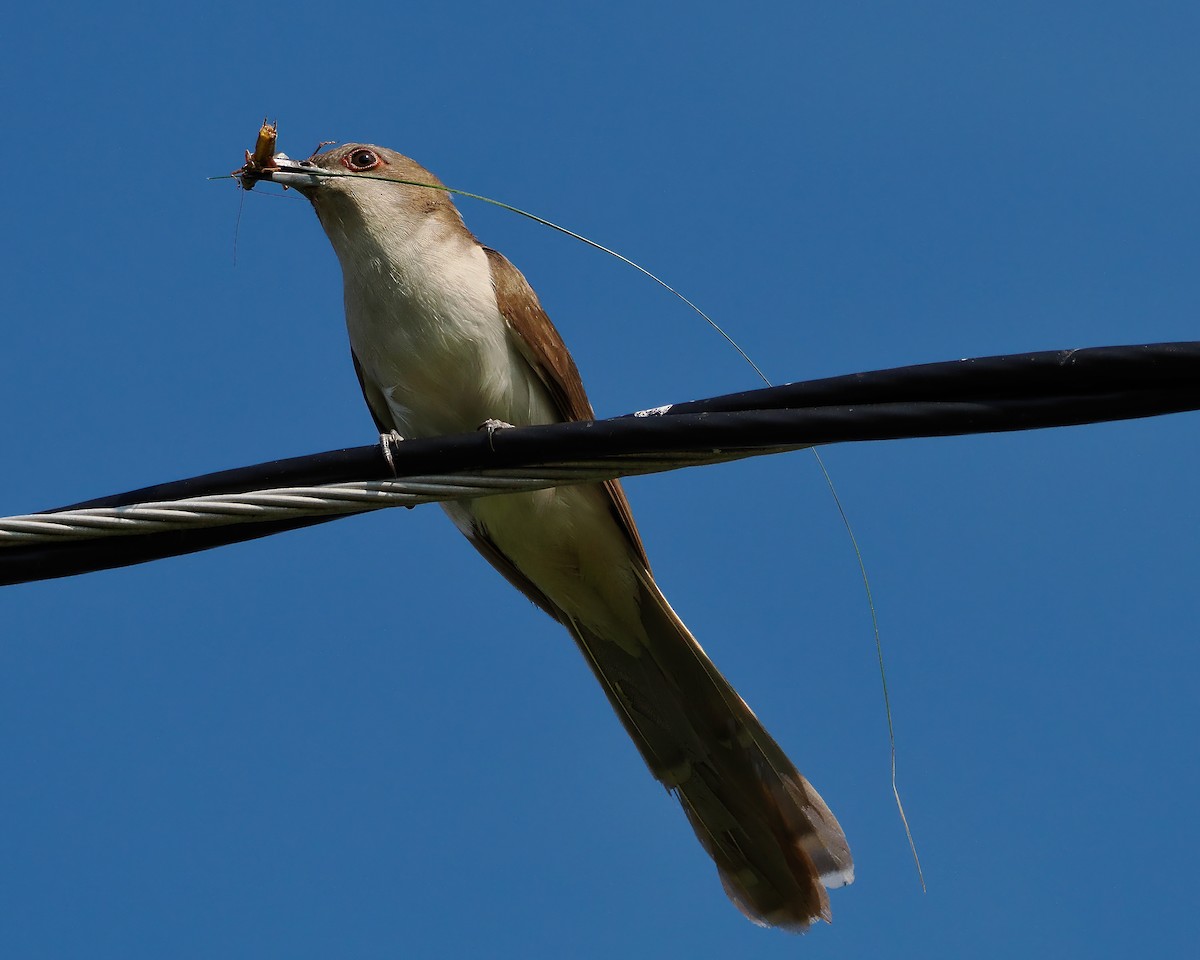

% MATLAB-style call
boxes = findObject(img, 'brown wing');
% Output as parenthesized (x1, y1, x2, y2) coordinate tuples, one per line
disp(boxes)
(484, 252, 853, 928)
(483, 247, 650, 570)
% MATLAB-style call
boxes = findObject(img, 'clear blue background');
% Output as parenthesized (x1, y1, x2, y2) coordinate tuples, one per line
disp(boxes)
(2, 2, 1197, 956)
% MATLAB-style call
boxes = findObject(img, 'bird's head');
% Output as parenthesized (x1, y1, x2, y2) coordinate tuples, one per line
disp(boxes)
(250, 142, 468, 262)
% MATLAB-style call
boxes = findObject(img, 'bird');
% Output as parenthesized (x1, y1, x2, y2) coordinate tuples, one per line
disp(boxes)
(249, 142, 853, 930)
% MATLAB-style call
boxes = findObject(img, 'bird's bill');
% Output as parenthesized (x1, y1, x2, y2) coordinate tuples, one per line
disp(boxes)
(240, 152, 329, 192)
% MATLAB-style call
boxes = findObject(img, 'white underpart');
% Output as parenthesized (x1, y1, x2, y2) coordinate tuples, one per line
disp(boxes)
(322, 183, 639, 635)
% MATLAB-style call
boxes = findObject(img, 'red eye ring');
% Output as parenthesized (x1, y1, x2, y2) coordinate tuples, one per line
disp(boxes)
(343, 148, 382, 172)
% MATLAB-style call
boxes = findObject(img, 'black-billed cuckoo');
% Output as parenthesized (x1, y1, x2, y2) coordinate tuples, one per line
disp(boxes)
(253, 143, 853, 930)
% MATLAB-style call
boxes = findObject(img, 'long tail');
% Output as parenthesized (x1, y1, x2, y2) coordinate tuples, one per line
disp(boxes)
(566, 569, 853, 931)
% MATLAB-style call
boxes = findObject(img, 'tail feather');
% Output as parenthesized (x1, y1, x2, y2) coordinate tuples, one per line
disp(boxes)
(566, 570, 852, 931)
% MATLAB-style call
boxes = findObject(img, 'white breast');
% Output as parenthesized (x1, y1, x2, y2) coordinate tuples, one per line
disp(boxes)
(338, 222, 555, 439)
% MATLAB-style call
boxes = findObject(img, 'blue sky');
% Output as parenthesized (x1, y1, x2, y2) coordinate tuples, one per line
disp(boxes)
(2, 2, 1198, 957)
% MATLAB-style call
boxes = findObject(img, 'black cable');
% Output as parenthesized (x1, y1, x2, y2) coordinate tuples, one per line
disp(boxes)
(4, 341, 1198, 587)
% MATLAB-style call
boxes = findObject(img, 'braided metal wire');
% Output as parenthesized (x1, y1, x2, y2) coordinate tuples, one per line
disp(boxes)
(0, 450, 761, 546)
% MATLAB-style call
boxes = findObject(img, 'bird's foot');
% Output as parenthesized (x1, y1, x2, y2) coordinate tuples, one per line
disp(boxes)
(478, 419, 515, 452)
(379, 430, 406, 476)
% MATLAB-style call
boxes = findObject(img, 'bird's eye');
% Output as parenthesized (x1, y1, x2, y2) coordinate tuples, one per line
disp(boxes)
(343, 148, 382, 172)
